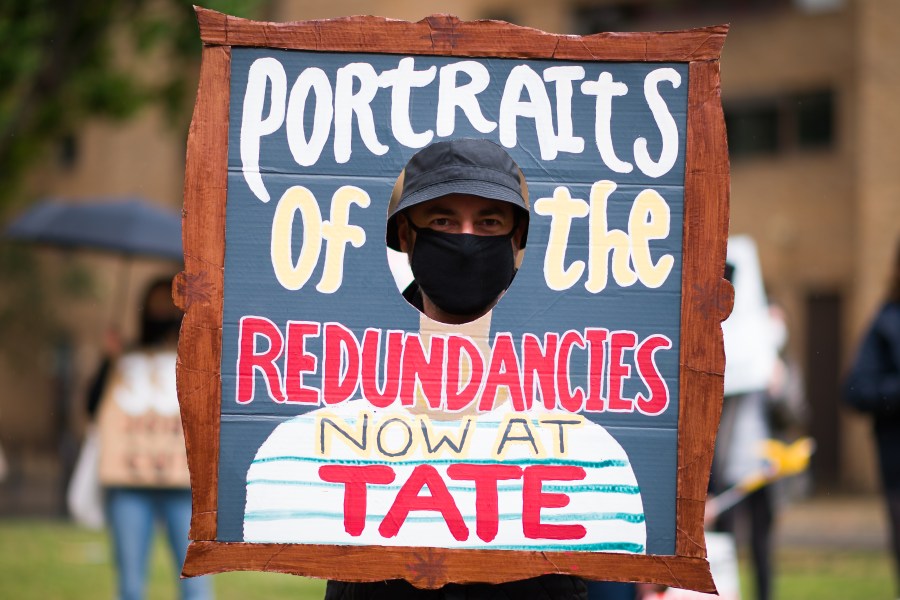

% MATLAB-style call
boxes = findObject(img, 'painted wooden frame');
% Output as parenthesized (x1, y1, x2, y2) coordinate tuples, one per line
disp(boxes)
(174, 7, 732, 592)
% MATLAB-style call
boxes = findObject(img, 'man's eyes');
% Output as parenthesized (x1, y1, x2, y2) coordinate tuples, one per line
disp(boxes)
(424, 217, 509, 233)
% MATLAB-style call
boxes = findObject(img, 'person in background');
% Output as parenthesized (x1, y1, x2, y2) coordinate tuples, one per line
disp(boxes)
(844, 240, 900, 598)
(710, 237, 786, 600)
(87, 278, 212, 600)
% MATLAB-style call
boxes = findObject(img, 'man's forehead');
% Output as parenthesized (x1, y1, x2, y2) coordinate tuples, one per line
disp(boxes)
(409, 194, 515, 215)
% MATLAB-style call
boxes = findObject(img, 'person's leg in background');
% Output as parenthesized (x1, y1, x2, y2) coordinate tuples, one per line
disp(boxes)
(157, 488, 213, 600)
(746, 486, 774, 600)
(885, 489, 900, 597)
(106, 487, 156, 600)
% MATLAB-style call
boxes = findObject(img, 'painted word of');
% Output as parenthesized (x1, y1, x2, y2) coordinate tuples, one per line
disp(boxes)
(270, 185, 370, 292)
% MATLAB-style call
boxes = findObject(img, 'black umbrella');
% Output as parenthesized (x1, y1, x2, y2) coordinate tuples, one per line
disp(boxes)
(5, 197, 182, 260)
(4, 197, 183, 326)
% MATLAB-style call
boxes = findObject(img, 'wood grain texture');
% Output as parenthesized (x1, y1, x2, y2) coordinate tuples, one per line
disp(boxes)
(675, 60, 733, 562)
(195, 7, 726, 61)
(184, 542, 715, 591)
(178, 9, 729, 593)
(175, 43, 231, 542)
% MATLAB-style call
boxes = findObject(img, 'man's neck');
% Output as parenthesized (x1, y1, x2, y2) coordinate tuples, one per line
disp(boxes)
(421, 293, 490, 325)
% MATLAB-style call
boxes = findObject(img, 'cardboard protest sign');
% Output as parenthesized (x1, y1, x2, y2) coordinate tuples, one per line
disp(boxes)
(174, 8, 732, 592)
(98, 351, 190, 487)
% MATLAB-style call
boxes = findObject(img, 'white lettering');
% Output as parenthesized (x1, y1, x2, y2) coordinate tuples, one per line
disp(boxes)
(241, 58, 287, 202)
(634, 68, 681, 178)
(286, 67, 334, 167)
(580, 72, 633, 174)
(543, 66, 585, 156)
(436, 61, 497, 137)
(379, 57, 436, 149)
(334, 63, 389, 164)
(499, 65, 557, 160)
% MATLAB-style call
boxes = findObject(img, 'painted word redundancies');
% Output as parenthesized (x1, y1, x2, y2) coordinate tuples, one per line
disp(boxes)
(236, 319, 672, 416)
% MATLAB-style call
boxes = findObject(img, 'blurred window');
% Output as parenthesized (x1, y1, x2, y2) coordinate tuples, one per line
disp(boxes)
(482, 11, 520, 24)
(724, 89, 835, 160)
(725, 103, 779, 158)
(571, 3, 647, 33)
(795, 90, 834, 149)
(571, 0, 788, 34)
(58, 134, 79, 170)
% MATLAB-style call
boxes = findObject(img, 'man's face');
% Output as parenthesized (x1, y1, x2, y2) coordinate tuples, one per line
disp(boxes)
(396, 194, 521, 252)
(396, 194, 526, 323)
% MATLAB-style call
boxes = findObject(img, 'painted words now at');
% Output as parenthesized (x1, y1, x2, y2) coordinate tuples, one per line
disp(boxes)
(315, 411, 584, 461)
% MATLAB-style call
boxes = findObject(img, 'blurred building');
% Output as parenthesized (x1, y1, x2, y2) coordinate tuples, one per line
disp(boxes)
(2, 0, 897, 513)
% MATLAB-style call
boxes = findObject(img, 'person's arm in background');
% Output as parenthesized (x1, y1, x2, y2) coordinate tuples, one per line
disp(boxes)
(86, 329, 122, 418)
(844, 305, 900, 416)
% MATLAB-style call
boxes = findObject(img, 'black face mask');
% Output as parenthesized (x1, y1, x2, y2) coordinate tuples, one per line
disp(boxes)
(409, 225, 516, 317)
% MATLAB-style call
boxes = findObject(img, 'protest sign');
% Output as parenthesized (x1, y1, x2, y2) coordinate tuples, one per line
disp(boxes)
(97, 351, 190, 487)
(174, 8, 732, 592)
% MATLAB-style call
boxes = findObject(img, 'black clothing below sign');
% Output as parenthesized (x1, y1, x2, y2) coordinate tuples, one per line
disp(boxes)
(325, 575, 588, 600)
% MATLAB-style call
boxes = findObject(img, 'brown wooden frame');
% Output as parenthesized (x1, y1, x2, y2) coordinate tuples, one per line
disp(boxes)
(174, 7, 732, 592)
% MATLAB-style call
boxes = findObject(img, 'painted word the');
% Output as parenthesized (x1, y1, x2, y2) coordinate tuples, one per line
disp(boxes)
(534, 180, 674, 293)
(318, 463, 587, 542)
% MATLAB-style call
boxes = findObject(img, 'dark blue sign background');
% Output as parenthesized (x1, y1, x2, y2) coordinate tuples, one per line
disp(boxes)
(219, 47, 687, 554)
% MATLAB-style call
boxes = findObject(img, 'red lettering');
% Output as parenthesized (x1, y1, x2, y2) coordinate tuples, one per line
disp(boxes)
(284, 321, 321, 404)
(522, 333, 558, 411)
(607, 331, 637, 412)
(447, 464, 523, 542)
(584, 328, 609, 412)
(322, 323, 360, 405)
(635, 334, 671, 415)
(556, 331, 586, 413)
(361, 329, 403, 409)
(236, 316, 285, 403)
(399, 334, 446, 409)
(522, 465, 587, 540)
(479, 333, 524, 412)
(379, 465, 468, 541)
(318, 465, 395, 536)
(445, 336, 485, 412)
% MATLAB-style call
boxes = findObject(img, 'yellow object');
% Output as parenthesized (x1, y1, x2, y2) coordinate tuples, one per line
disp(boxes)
(739, 437, 815, 493)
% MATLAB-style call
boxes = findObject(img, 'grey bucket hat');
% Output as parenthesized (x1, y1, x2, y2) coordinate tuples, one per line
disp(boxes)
(386, 139, 528, 251)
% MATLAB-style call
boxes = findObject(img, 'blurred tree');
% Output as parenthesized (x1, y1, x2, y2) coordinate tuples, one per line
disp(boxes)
(0, 0, 261, 211)
(0, 0, 261, 367)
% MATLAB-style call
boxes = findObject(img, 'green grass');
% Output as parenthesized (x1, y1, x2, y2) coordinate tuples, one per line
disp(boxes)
(0, 519, 324, 600)
(0, 519, 894, 599)
(740, 547, 895, 600)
